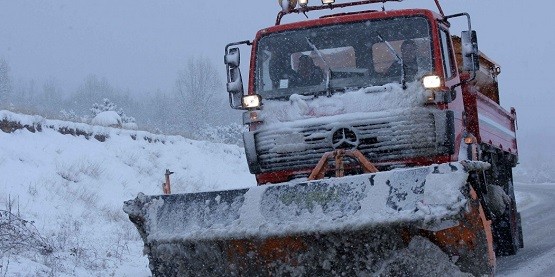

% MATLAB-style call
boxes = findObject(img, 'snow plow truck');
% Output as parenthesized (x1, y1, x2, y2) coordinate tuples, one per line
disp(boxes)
(124, 0, 523, 275)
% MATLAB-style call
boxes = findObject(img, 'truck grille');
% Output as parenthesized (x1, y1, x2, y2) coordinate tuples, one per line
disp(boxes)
(254, 109, 453, 173)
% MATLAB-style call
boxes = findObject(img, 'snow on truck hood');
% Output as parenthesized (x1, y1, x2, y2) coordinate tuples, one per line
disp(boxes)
(260, 82, 428, 125)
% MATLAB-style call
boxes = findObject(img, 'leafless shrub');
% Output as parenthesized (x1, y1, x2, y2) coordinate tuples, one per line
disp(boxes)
(100, 206, 125, 223)
(56, 159, 106, 183)
(104, 228, 132, 263)
(0, 256, 10, 277)
(43, 219, 93, 272)
(121, 153, 138, 167)
(79, 160, 104, 179)
(74, 187, 100, 207)
(27, 182, 38, 196)
(56, 163, 81, 183)
(0, 209, 53, 257)
(196, 123, 245, 145)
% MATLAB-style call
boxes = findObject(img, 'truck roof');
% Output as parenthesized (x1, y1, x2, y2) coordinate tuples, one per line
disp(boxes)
(256, 8, 442, 39)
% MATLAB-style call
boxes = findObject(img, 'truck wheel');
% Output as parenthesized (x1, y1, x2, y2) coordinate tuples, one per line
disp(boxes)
(517, 212, 524, 248)
(493, 200, 520, 256)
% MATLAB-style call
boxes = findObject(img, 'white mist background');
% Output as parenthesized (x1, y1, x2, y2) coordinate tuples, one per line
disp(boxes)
(1, 0, 553, 168)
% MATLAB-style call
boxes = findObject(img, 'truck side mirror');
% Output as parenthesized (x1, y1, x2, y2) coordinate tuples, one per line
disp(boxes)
(227, 67, 244, 94)
(224, 47, 241, 68)
(461, 30, 479, 72)
(225, 47, 244, 109)
(226, 67, 244, 109)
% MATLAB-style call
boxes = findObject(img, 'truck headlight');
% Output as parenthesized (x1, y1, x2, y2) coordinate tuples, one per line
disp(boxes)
(242, 94, 262, 109)
(422, 75, 441, 89)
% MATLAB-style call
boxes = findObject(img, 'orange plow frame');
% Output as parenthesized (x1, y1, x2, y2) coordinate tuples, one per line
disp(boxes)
(308, 149, 379, 180)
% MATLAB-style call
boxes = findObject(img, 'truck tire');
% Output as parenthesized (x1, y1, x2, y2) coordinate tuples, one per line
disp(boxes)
(488, 153, 522, 256)
(492, 175, 519, 255)
(517, 212, 524, 248)
(493, 198, 520, 256)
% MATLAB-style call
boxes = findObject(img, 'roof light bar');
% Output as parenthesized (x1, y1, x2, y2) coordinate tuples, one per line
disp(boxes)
(275, 0, 403, 25)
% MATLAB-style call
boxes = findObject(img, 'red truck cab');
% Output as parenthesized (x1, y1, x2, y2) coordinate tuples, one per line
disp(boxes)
(224, 2, 517, 188)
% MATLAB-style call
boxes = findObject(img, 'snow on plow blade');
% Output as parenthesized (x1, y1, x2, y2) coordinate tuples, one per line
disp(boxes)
(124, 162, 488, 276)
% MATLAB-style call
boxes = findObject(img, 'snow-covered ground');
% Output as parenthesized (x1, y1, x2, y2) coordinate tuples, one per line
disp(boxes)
(1, 110, 553, 276)
(0, 111, 255, 276)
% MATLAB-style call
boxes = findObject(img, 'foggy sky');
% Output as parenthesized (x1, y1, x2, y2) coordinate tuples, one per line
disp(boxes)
(1, 0, 554, 138)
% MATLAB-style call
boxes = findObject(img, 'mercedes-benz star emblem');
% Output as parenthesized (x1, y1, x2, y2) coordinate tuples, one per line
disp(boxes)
(331, 127, 359, 149)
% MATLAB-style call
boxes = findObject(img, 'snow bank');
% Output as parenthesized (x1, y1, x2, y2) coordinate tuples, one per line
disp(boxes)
(1, 110, 161, 143)
(91, 111, 122, 127)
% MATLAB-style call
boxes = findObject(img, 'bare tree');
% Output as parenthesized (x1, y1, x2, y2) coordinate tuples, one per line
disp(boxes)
(18, 79, 37, 106)
(146, 89, 177, 132)
(174, 57, 222, 131)
(0, 58, 12, 108)
(42, 77, 64, 111)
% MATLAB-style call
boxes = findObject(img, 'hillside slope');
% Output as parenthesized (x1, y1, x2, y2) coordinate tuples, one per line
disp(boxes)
(0, 110, 255, 276)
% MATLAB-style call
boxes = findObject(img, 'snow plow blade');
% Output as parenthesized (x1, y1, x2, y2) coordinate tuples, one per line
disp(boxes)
(124, 161, 494, 276)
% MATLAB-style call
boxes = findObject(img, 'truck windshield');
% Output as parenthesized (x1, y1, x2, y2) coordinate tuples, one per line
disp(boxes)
(255, 16, 432, 99)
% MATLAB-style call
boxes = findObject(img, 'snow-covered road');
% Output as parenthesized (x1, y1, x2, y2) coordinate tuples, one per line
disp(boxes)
(497, 182, 555, 276)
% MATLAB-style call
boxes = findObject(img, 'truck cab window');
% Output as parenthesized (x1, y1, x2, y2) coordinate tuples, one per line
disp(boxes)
(372, 38, 432, 82)
(255, 16, 433, 99)
(440, 29, 456, 79)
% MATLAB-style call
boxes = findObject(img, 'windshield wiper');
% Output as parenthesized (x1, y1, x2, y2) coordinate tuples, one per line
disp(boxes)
(305, 37, 333, 97)
(376, 32, 407, 89)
